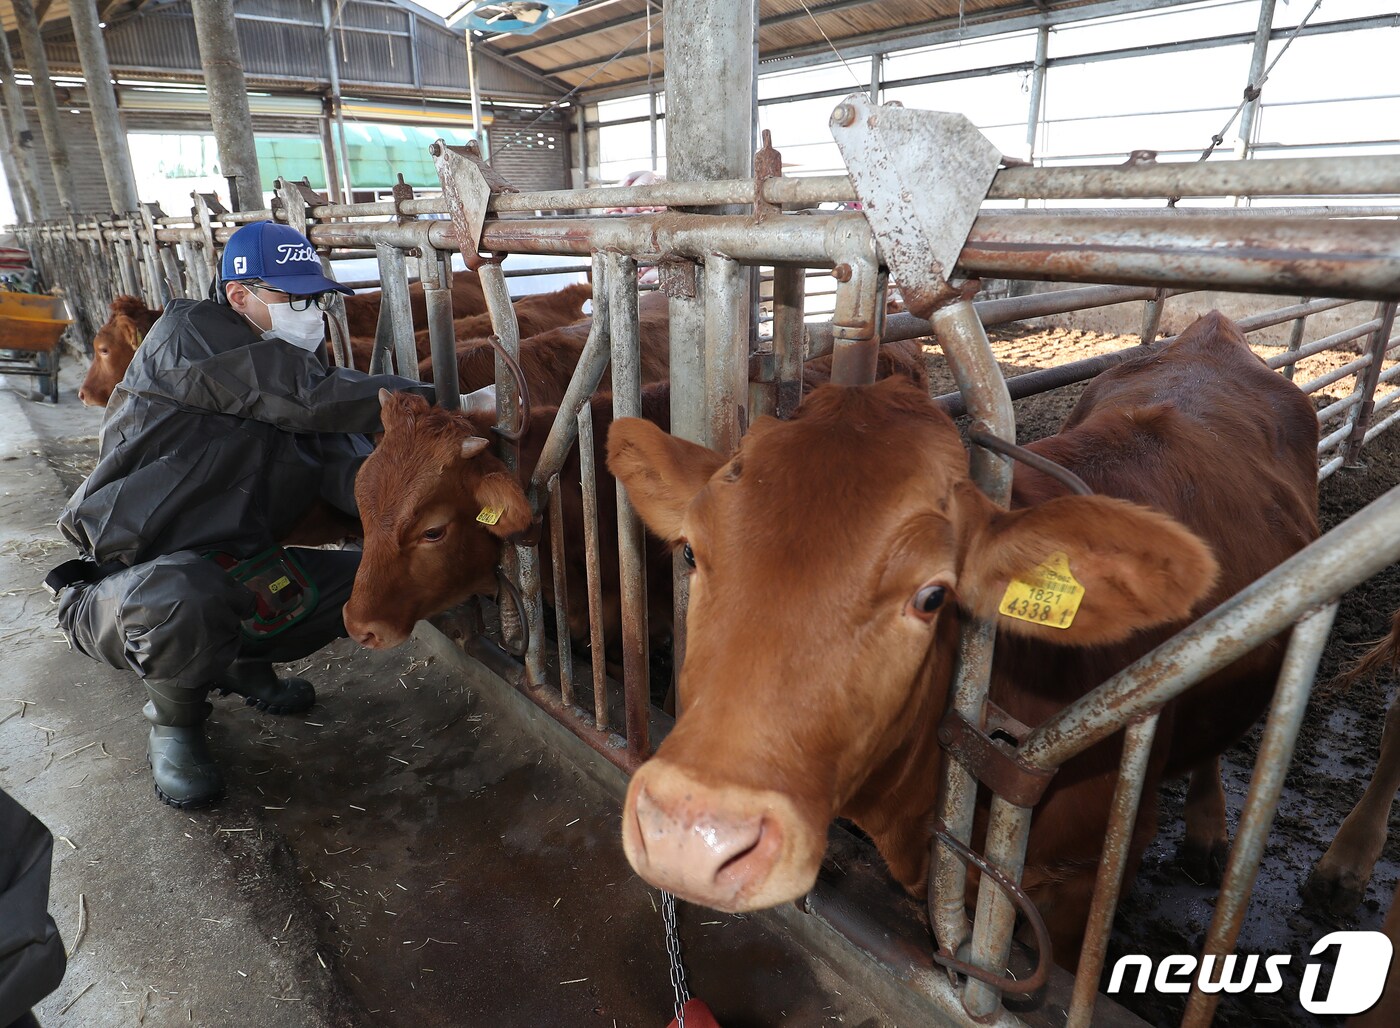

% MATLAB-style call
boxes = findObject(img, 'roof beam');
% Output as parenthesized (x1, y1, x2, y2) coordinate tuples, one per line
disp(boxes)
(492, 0, 661, 59)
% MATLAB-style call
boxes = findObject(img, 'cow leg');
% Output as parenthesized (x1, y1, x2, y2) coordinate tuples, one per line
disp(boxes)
(1180, 756, 1230, 885)
(1304, 684, 1400, 916)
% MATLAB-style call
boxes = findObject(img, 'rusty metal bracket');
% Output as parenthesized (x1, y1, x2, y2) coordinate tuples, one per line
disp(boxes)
(753, 128, 783, 222)
(929, 820, 1052, 998)
(274, 177, 352, 369)
(938, 705, 1057, 808)
(431, 139, 517, 270)
(830, 95, 1001, 319)
(392, 173, 417, 225)
(659, 258, 697, 299)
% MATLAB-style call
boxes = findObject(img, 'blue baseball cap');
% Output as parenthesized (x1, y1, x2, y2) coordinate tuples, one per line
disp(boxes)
(221, 221, 353, 296)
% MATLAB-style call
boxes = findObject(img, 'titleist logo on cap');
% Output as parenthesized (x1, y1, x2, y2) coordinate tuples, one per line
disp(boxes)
(274, 243, 318, 265)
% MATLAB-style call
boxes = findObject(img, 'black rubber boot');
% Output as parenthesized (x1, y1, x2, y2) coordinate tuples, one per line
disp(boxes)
(213, 660, 315, 715)
(144, 680, 224, 809)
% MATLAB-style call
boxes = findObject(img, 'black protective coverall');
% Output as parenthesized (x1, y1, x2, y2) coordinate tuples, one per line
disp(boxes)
(54, 298, 431, 689)
(0, 788, 65, 1028)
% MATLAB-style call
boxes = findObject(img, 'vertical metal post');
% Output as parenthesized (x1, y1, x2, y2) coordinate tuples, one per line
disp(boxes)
(665, 0, 757, 444)
(190, 0, 265, 211)
(829, 257, 885, 387)
(370, 243, 410, 375)
(317, 115, 343, 205)
(606, 252, 650, 760)
(418, 250, 454, 388)
(320, 0, 354, 202)
(1342, 302, 1398, 467)
(577, 398, 610, 730)
(0, 100, 30, 222)
(69, 0, 140, 213)
(12, 0, 78, 213)
(0, 28, 46, 219)
(762, 266, 805, 420)
(703, 255, 748, 452)
(927, 296, 1016, 998)
(1281, 297, 1308, 382)
(1233, 0, 1278, 163)
(1025, 26, 1049, 164)
(1066, 713, 1161, 1028)
(869, 52, 882, 104)
(465, 32, 486, 153)
(648, 90, 659, 171)
(1181, 603, 1338, 1028)
(574, 105, 588, 189)
(1140, 287, 1167, 344)
(548, 473, 575, 705)
(275, 178, 351, 367)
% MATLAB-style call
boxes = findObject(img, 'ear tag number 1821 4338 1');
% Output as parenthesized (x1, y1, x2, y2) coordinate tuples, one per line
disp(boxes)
(999, 551, 1084, 629)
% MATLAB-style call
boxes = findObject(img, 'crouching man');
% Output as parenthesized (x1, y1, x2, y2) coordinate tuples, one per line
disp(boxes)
(50, 221, 439, 809)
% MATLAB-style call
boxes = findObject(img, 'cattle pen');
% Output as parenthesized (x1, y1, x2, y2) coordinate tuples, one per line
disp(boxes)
(3, 2, 1400, 1027)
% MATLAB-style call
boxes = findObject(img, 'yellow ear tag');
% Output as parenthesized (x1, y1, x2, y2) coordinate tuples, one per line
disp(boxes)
(476, 505, 504, 526)
(998, 551, 1084, 630)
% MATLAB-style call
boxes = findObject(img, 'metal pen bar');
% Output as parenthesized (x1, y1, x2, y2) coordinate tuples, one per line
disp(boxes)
(963, 795, 1033, 1018)
(1363, 403, 1400, 445)
(1281, 297, 1310, 382)
(1317, 397, 1363, 430)
(577, 400, 609, 732)
(530, 256, 613, 494)
(1298, 353, 1371, 396)
(1319, 454, 1346, 480)
(1067, 714, 1162, 1028)
(773, 266, 806, 419)
(548, 473, 574, 707)
(1180, 604, 1339, 1028)
(374, 243, 417, 378)
(606, 252, 650, 761)
(1264, 318, 1382, 369)
(703, 254, 748, 449)
(926, 296, 1016, 997)
(1023, 486, 1400, 773)
(1343, 303, 1400, 466)
(482, 260, 546, 688)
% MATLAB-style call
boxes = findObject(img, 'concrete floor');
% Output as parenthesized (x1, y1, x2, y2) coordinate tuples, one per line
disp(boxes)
(0, 376, 891, 1027)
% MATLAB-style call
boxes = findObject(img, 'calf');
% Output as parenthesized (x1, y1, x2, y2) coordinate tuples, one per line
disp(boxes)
(78, 296, 163, 406)
(607, 311, 1318, 966)
(344, 385, 674, 653)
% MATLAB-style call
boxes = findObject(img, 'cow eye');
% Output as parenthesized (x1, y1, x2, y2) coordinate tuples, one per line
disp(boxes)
(682, 543, 696, 569)
(422, 526, 447, 542)
(908, 584, 947, 620)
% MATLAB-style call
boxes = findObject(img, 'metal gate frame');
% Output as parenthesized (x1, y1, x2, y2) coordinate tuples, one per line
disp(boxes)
(13, 125, 1400, 1027)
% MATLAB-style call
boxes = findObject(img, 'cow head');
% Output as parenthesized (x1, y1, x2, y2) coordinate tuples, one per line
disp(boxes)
(343, 389, 533, 649)
(79, 295, 159, 406)
(607, 378, 1218, 912)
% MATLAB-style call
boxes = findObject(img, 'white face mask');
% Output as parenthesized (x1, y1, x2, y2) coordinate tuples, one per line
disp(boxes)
(247, 289, 326, 351)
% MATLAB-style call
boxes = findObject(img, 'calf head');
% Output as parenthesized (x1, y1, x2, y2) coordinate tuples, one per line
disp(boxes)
(344, 390, 532, 649)
(607, 377, 1218, 912)
(79, 295, 157, 406)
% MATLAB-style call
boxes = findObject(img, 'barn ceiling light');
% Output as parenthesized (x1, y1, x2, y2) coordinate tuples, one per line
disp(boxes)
(448, 0, 578, 35)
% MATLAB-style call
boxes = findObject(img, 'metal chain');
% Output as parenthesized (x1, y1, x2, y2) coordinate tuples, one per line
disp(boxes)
(661, 890, 690, 1028)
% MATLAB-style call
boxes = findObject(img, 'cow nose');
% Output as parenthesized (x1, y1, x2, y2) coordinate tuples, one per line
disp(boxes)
(625, 771, 782, 911)
(343, 603, 392, 650)
(77, 386, 93, 406)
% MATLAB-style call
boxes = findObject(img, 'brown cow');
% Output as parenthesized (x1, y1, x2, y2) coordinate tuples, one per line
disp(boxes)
(606, 311, 1318, 966)
(78, 296, 164, 406)
(1303, 615, 1400, 916)
(80, 276, 490, 406)
(344, 385, 674, 653)
(415, 289, 672, 406)
(345, 337, 930, 653)
(349, 281, 593, 375)
(340, 273, 487, 339)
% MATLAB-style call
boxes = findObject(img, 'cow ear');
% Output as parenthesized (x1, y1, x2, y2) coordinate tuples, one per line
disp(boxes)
(607, 418, 725, 543)
(472, 471, 533, 540)
(952, 483, 1219, 646)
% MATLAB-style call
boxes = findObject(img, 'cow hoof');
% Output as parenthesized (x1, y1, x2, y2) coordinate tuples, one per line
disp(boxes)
(1301, 865, 1367, 918)
(1178, 838, 1229, 886)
